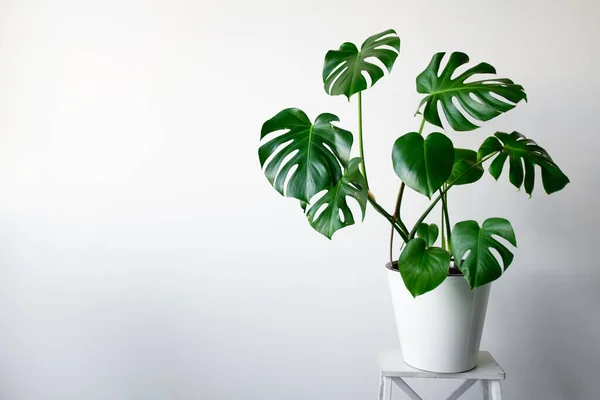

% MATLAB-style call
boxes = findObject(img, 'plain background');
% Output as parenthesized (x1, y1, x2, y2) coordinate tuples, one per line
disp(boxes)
(1, 0, 599, 399)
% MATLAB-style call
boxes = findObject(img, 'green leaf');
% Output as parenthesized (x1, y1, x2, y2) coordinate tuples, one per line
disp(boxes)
(478, 131, 570, 195)
(323, 29, 400, 99)
(416, 52, 527, 131)
(398, 238, 451, 297)
(259, 108, 353, 203)
(306, 158, 368, 239)
(448, 148, 484, 185)
(391, 132, 454, 198)
(451, 218, 517, 289)
(417, 223, 439, 247)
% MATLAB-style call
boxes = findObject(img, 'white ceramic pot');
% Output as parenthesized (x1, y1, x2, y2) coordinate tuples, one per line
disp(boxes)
(386, 262, 491, 373)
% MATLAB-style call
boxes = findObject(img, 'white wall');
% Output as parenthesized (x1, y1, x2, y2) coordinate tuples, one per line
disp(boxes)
(0, 0, 598, 399)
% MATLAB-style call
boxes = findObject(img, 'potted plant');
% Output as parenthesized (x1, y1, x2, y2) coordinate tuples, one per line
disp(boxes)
(258, 29, 569, 373)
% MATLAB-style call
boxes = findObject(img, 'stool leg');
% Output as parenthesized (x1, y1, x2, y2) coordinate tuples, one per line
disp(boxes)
(481, 380, 489, 400)
(381, 376, 393, 400)
(446, 379, 477, 400)
(392, 378, 422, 400)
(489, 380, 502, 400)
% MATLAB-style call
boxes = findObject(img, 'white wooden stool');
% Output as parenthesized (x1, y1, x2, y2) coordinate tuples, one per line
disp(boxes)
(378, 349, 505, 399)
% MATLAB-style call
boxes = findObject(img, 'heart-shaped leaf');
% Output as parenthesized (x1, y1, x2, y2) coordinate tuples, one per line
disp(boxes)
(398, 238, 451, 297)
(306, 158, 368, 239)
(323, 29, 400, 99)
(416, 52, 527, 131)
(392, 132, 454, 198)
(259, 108, 353, 203)
(478, 131, 570, 195)
(448, 148, 484, 185)
(417, 223, 439, 247)
(451, 218, 517, 289)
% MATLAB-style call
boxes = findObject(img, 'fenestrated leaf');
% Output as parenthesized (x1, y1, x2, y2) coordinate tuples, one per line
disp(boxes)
(391, 132, 454, 198)
(451, 218, 517, 289)
(398, 238, 451, 297)
(306, 158, 368, 239)
(448, 148, 484, 185)
(416, 52, 527, 131)
(477, 131, 570, 195)
(259, 108, 353, 203)
(323, 29, 400, 99)
(417, 223, 439, 247)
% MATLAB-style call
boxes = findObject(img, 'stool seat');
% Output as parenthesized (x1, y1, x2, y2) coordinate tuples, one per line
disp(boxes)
(379, 349, 505, 380)
(378, 349, 505, 399)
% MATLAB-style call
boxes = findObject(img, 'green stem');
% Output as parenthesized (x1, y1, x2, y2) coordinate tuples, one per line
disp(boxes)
(440, 186, 452, 251)
(356, 92, 409, 248)
(417, 117, 426, 136)
(440, 197, 446, 250)
(393, 184, 409, 235)
(357, 91, 368, 188)
(389, 184, 406, 263)
(394, 184, 405, 220)
(368, 196, 409, 243)
(389, 116, 426, 258)
(409, 152, 498, 239)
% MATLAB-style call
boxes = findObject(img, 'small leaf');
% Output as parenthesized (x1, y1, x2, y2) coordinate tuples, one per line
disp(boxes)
(306, 158, 368, 239)
(417, 223, 439, 247)
(416, 52, 527, 131)
(398, 238, 451, 297)
(259, 108, 353, 203)
(392, 132, 455, 198)
(323, 29, 400, 99)
(451, 218, 517, 289)
(478, 131, 570, 195)
(448, 148, 484, 185)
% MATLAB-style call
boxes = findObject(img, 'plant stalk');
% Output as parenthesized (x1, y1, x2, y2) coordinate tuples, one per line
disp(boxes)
(417, 117, 426, 136)
(409, 152, 498, 239)
(355, 92, 409, 248)
(357, 91, 368, 188)
(388, 117, 426, 262)
(440, 198, 446, 250)
(368, 196, 409, 243)
(389, 183, 406, 264)
(439, 186, 452, 251)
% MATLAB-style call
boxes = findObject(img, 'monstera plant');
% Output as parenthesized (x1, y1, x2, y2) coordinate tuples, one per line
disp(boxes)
(258, 29, 569, 297)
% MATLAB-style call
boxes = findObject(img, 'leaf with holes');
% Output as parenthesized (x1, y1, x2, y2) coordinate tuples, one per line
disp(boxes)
(306, 158, 368, 239)
(259, 108, 353, 203)
(478, 131, 570, 196)
(417, 223, 439, 248)
(398, 238, 451, 297)
(323, 29, 400, 99)
(448, 148, 484, 185)
(416, 52, 527, 131)
(392, 132, 454, 198)
(451, 218, 517, 289)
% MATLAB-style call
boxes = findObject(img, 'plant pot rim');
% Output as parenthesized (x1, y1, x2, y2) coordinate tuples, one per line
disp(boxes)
(385, 260, 464, 277)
